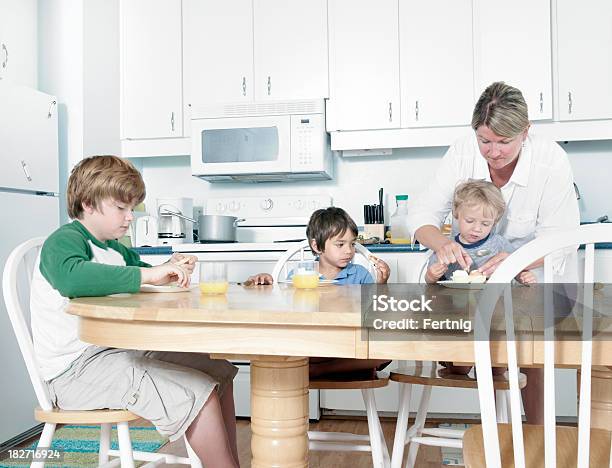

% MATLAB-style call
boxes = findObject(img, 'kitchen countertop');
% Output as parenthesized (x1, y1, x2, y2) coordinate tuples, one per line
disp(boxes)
(132, 242, 427, 255)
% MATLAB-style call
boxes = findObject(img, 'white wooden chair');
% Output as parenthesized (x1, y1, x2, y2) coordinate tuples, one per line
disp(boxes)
(2, 238, 201, 468)
(272, 239, 390, 467)
(464, 224, 612, 467)
(390, 250, 525, 468)
(271, 239, 378, 283)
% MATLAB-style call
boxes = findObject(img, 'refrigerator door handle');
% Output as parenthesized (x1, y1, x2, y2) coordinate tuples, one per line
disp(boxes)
(21, 160, 32, 182)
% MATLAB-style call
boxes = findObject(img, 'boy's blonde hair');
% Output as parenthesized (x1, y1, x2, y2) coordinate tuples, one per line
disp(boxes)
(67, 155, 146, 219)
(306, 207, 358, 253)
(452, 180, 505, 223)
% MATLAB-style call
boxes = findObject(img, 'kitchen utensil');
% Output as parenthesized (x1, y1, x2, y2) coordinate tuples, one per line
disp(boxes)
(134, 216, 159, 247)
(198, 215, 245, 242)
(378, 187, 384, 224)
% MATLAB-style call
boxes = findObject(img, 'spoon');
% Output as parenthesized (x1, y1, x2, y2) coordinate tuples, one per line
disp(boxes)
(464, 248, 491, 272)
(475, 248, 491, 257)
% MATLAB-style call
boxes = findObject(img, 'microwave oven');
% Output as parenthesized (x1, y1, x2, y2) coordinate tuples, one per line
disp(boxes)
(190, 99, 333, 182)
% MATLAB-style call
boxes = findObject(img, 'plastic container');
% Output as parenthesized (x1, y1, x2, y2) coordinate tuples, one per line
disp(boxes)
(389, 195, 411, 244)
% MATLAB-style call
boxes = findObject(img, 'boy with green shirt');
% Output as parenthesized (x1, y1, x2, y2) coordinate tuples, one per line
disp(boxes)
(31, 156, 239, 467)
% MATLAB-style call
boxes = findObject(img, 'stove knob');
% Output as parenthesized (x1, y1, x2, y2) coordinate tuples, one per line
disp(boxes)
(229, 201, 239, 212)
(296, 200, 305, 210)
(260, 198, 274, 211)
(216, 202, 226, 213)
(309, 200, 318, 210)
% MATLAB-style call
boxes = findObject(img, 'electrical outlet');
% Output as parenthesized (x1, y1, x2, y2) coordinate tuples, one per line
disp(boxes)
(193, 206, 203, 220)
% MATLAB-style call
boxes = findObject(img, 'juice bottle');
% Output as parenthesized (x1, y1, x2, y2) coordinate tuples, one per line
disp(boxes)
(389, 195, 411, 244)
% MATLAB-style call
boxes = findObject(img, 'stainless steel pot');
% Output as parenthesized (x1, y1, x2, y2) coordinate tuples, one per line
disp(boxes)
(197, 215, 245, 242)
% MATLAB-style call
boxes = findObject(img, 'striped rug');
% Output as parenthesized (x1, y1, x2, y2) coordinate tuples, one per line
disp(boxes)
(0, 425, 167, 467)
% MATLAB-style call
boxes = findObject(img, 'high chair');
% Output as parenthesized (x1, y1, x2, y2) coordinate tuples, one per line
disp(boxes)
(464, 224, 612, 467)
(272, 239, 391, 467)
(2, 237, 202, 468)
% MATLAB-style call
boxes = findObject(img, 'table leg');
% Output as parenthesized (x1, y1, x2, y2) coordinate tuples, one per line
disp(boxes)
(250, 356, 309, 468)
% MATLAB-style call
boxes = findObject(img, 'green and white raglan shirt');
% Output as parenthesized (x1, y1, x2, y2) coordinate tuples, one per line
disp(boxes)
(30, 220, 151, 381)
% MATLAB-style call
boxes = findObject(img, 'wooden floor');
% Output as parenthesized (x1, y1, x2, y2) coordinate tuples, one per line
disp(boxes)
(156, 417, 449, 467)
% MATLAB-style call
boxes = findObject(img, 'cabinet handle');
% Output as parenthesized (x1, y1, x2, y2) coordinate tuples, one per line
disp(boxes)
(47, 100, 57, 119)
(242, 76, 247, 96)
(21, 160, 32, 182)
(1, 43, 7, 70)
(539, 92, 543, 113)
(170, 112, 175, 132)
(415, 100, 419, 121)
(388, 102, 393, 122)
(267, 76, 271, 96)
(568, 92, 572, 114)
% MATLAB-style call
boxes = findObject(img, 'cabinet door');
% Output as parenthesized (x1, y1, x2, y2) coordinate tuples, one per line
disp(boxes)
(0, 0, 37, 87)
(327, 0, 400, 131)
(556, 0, 612, 121)
(183, 0, 253, 123)
(0, 83, 59, 193)
(120, 0, 182, 139)
(474, 0, 552, 121)
(253, 0, 328, 101)
(400, 0, 474, 127)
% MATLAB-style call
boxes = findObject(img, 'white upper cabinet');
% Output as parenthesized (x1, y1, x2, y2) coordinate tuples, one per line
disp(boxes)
(327, 0, 400, 131)
(183, 0, 253, 110)
(253, 0, 328, 101)
(184, 0, 328, 121)
(556, 0, 612, 121)
(399, 0, 474, 128)
(473, 0, 552, 121)
(120, 0, 183, 140)
(0, 83, 58, 193)
(0, 0, 37, 88)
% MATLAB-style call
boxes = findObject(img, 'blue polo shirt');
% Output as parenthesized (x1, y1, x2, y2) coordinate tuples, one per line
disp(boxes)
(287, 263, 374, 284)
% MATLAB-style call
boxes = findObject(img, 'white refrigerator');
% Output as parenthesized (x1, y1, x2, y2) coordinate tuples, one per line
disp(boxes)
(0, 83, 60, 445)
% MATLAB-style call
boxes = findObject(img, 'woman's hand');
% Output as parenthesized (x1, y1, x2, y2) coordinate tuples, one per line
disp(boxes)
(168, 253, 197, 274)
(516, 270, 537, 285)
(373, 258, 391, 283)
(478, 252, 510, 277)
(247, 273, 274, 285)
(141, 263, 189, 287)
(434, 239, 472, 271)
(425, 262, 448, 284)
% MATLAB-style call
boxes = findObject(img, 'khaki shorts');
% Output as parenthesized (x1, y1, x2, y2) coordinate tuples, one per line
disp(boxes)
(47, 346, 238, 441)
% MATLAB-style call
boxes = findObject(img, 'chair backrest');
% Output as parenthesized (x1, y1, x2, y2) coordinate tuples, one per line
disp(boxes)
(473, 224, 612, 468)
(2, 237, 54, 411)
(271, 239, 377, 283)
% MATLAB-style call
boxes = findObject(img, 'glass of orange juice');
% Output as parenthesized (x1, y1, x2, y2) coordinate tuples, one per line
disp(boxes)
(292, 261, 320, 289)
(199, 262, 229, 295)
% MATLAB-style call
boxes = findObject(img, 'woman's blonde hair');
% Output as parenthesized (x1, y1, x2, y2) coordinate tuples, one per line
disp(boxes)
(67, 155, 145, 219)
(453, 180, 506, 223)
(471, 82, 529, 138)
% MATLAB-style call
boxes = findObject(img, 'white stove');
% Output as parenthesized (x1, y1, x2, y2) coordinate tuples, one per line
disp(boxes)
(175, 195, 332, 260)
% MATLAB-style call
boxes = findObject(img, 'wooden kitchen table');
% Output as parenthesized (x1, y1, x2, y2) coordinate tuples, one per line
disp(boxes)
(68, 284, 612, 467)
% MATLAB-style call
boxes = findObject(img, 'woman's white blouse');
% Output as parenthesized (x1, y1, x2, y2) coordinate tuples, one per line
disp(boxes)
(407, 133, 580, 275)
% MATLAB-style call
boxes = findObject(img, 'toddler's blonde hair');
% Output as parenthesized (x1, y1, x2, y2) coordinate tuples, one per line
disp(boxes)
(452, 180, 505, 223)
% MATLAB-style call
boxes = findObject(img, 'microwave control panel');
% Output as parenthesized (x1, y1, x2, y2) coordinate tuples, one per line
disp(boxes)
(290, 114, 326, 171)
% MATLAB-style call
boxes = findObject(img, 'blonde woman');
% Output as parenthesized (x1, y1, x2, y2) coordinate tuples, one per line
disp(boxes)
(408, 82, 580, 425)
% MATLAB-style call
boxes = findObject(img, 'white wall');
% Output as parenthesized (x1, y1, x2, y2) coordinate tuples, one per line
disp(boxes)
(138, 139, 612, 224)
